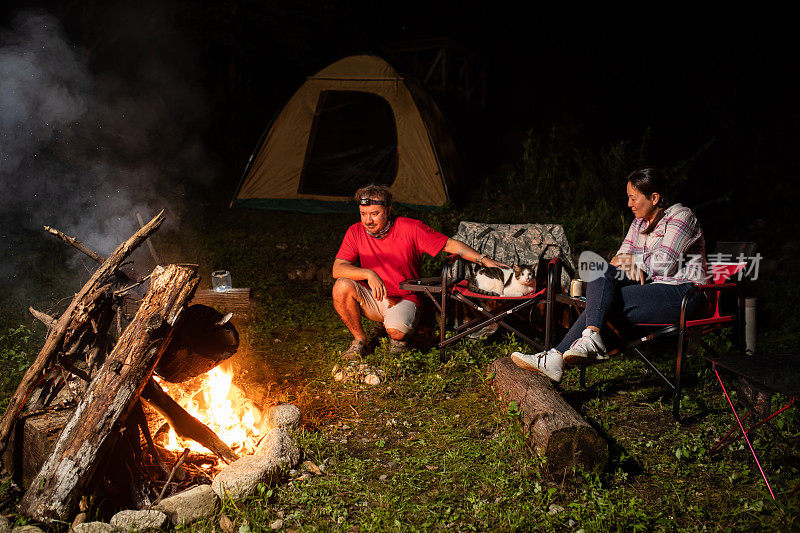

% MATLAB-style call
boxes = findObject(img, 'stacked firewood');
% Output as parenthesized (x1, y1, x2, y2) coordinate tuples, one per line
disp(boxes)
(0, 212, 241, 523)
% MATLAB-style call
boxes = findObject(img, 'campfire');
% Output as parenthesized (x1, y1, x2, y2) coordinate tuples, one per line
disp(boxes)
(0, 211, 297, 526)
(156, 364, 265, 459)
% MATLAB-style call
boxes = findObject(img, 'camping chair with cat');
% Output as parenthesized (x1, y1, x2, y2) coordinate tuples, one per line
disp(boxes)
(400, 222, 575, 361)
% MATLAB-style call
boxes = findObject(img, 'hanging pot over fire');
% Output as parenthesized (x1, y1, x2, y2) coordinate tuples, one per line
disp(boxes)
(156, 304, 239, 383)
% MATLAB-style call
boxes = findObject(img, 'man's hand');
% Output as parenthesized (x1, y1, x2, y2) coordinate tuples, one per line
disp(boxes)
(365, 269, 387, 300)
(442, 238, 510, 269)
(481, 257, 509, 269)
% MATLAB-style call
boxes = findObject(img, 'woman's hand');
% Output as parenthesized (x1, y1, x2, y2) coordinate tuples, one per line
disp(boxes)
(365, 269, 387, 300)
(612, 254, 646, 284)
(610, 254, 630, 268)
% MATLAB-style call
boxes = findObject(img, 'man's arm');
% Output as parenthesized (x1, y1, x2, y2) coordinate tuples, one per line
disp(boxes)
(332, 258, 387, 300)
(442, 238, 508, 268)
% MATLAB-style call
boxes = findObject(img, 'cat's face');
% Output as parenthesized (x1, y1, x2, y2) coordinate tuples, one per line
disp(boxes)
(513, 265, 535, 286)
(359, 202, 391, 233)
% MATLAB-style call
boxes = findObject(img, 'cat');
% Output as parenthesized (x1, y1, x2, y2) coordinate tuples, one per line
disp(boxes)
(467, 264, 536, 297)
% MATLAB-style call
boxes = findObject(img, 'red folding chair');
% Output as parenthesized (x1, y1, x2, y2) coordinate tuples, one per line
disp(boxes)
(401, 255, 566, 361)
(546, 242, 756, 419)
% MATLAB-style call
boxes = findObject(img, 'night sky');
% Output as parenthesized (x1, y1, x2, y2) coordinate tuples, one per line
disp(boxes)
(1, 1, 798, 253)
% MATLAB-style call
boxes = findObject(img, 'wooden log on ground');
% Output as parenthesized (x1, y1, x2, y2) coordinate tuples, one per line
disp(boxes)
(489, 357, 608, 477)
(124, 288, 253, 324)
(0, 210, 165, 456)
(189, 288, 254, 323)
(2, 407, 75, 490)
(20, 263, 198, 522)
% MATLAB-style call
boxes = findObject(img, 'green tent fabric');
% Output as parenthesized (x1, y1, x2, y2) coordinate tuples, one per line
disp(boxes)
(232, 55, 462, 213)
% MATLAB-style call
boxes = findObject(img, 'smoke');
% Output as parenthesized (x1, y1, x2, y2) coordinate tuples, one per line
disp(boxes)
(0, 8, 215, 299)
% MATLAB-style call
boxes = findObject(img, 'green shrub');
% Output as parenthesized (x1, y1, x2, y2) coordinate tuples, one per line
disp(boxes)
(0, 325, 34, 410)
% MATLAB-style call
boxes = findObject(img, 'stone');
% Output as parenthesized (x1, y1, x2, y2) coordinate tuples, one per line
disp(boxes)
(363, 374, 380, 386)
(270, 518, 284, 530)
(72, 523, 115, 533)
(267, 403, 301, 430)
(109, 510, 167, 532)
(547, 504, 564, 515)
(255, 427, 301, 469)
(219, 514, 235, 533)
(212, 455, 278, 501)
(302, 460, 323, 476)
(11, 527, 45, 533)
(154, 484, 219, 526)
(0, 515, 10, 533)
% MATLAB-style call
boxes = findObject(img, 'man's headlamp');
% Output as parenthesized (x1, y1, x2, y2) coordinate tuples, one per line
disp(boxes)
(358, 198, 388, 206)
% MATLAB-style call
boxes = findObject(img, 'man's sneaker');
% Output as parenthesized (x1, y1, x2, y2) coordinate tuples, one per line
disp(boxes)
(389, 338, 410, 355)
(342, 340, 365, 361)
(511, 348, 563, 382)
(563, 328, 608, 365)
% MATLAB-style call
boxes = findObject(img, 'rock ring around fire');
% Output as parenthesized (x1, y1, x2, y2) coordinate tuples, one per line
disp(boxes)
(267, 403, 302, 430)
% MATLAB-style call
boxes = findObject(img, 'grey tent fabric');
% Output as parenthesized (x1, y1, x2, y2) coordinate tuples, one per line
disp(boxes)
(447, 222, 575, 288)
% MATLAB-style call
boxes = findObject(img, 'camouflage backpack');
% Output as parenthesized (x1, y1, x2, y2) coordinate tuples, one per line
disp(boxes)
(446, 222, 575, 290)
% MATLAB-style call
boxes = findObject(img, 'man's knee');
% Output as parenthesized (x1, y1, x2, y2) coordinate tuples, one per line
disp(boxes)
(386, 328, 407, 340)
(332, 278, 357, 303)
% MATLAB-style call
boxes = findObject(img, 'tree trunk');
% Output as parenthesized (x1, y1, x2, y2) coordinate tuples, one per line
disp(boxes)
(489, 357, 608, 477)
(20, 263, 198, 522)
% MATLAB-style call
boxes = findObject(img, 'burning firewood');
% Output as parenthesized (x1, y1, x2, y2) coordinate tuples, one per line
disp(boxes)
(0, 210, 166, 457)
(141, 378, 238, 463)
(20, 263, 200, 521)
(0, 212, 267, 523)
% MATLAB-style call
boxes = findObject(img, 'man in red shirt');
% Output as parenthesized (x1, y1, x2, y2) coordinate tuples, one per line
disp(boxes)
(333, 184, 505, 359)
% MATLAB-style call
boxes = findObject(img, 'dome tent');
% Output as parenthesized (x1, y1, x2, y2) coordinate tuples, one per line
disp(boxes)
(232, 55, 462, 213)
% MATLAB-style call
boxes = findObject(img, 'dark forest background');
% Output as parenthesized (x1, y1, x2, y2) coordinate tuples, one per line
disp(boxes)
(1, 1, 798, 266)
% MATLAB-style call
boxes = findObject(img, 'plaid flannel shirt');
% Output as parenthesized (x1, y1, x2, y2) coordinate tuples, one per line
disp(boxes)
(616, 203, 707, 284)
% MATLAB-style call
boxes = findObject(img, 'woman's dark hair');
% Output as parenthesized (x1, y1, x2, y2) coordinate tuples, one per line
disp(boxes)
(627, 167, 670, 234)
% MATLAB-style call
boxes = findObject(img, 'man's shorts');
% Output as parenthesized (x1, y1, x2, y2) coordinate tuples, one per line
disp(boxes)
(342, 279, 418, 334)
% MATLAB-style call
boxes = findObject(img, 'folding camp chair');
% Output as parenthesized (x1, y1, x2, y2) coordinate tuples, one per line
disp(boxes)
(400, 222, 575, 361)
(705, 352, 800, 500)
(545, 242, 757, 419)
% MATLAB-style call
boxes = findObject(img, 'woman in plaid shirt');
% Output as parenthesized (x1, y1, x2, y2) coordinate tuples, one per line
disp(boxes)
(512, 167, 708, 382)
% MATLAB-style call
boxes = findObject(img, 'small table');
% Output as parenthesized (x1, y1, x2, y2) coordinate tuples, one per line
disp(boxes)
(705, 352, 800, 499)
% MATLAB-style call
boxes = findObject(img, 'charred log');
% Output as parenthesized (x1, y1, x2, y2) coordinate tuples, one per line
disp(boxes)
(155, 304, 239, 383)
(141, 378, 238, 463)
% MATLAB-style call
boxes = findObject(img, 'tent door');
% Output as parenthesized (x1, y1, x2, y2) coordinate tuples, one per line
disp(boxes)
(298, 90, 399, 196)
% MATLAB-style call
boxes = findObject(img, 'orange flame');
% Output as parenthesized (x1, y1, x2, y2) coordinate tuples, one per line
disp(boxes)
(159, 366, 264, 456)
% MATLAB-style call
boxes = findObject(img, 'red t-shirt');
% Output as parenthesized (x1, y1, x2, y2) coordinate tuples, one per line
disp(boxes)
(335, 217, 449, 305)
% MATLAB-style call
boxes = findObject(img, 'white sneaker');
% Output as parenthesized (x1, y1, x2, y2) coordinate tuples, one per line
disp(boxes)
(511, 348, 563, 382)
(563, 328, 607, 365)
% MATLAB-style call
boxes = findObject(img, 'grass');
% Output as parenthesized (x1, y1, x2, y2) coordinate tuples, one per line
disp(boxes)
(1, 132, 799, 530)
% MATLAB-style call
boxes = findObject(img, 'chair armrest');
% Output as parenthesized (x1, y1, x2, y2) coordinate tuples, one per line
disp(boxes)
(696, 282, 739, 291)
(441, 253, 469, 287)
(679, 281, 743, 326)
(547, 256, 575, 279)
